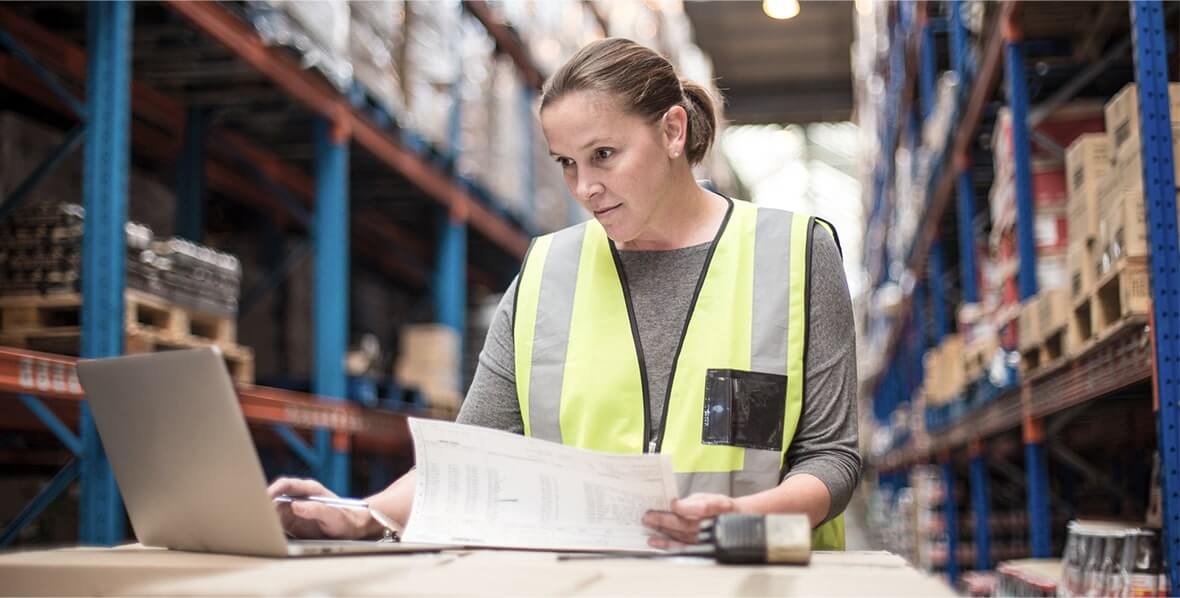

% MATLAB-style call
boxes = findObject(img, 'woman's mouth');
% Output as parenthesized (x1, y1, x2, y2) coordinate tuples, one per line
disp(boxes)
(594, 204, 622, 216)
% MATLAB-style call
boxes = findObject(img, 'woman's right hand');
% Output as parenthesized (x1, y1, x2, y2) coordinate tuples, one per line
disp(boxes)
(266, 477, 370, 540)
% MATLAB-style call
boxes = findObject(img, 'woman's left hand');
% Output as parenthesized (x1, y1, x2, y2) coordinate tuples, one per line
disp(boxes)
(641, 493, 742, 549)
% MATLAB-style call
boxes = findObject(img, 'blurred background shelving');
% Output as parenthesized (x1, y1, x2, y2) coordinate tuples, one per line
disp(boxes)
(856, 0, 1177, 594)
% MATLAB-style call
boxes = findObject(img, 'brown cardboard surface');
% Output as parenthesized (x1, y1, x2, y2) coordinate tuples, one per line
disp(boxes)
(130, 552, 457, 596)
(1068, 241, 1094, 301)
(0, 547, 955, 597)
(1103, 83, 1180, 164)
(0, 545, 264, 596)
(1065, 134, 1110, 244)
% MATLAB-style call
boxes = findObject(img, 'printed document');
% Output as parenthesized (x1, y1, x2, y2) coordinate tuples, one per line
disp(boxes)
(401, 418, 678, 552)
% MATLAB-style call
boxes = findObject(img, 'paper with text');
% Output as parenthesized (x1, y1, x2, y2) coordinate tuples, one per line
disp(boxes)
(402, 418, 678, 552)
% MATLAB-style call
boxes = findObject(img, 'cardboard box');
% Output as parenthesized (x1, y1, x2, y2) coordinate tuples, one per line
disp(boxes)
(1104, 82, 1180, 175)
(395, 323, 462, 410)
(1036, 288, 1069, 337)
(1065, 134, 1111, 245)
(1018, 296, 1041, 352)
(963, 334, 1000, 382)
(1068, 241, 1094, 301)
(925, 335, 966, 404)
(1101, 173, 1148, 263)
(1096, 170, 1121, 265)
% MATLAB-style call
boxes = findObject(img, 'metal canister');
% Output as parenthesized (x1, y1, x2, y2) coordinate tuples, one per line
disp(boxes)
(1121, 528, 1163, 598)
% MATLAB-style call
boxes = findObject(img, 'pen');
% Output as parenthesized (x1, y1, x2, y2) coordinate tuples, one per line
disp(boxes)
(273, 494, 370, 510)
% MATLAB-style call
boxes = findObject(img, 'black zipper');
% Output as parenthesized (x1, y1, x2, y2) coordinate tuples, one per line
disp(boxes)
(608, 242, 653, 452)
(653, 197, 735, 453)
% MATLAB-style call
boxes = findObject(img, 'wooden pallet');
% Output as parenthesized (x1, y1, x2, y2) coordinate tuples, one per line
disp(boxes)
(1066, 257, 1150, 356)
(1020, 323, 1068, 377)
(0, 289, 251, 384)
(0, 326, 254, 385)
(0, 289, 236, 345)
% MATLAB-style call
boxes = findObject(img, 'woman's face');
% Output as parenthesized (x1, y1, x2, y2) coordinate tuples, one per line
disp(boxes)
(541, 91, 682, 244)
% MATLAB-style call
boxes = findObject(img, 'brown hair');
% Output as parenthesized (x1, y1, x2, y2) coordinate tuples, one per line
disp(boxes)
(540, 38, 718, 166)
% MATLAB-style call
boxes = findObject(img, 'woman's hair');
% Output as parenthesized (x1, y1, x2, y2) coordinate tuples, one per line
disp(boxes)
(540, 38, 718, 166)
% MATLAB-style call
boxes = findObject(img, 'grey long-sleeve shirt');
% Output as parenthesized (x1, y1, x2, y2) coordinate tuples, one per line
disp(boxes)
(456, 221, 861, 522)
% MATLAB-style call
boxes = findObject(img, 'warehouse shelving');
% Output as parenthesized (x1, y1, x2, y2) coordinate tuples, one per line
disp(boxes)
(0, 0, 564, 546)
(863, 0, 1179, 589)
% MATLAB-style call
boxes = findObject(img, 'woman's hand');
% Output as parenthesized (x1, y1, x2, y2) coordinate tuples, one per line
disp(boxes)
(266, 477, 372, 540)
(641, 493, 742, 549)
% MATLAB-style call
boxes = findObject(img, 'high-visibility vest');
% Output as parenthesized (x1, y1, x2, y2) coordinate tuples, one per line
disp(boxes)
(512, 199, 845, 550)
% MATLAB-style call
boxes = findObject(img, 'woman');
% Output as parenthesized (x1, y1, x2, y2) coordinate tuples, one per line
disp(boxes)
(270, 38, 860, 550)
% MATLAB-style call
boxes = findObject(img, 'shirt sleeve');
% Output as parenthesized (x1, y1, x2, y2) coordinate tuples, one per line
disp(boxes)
(455, 277, 525, 434)
(782, 222, 863, 524)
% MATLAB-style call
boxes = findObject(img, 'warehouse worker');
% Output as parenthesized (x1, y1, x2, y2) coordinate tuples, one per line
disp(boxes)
(270, 38, 860, 551)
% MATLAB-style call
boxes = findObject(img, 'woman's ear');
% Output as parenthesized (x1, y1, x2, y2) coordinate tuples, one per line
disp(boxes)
(662, 105, 689, 159)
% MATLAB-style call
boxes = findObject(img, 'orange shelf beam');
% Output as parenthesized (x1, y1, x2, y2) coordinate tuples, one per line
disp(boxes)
(0, 347, 413, 451)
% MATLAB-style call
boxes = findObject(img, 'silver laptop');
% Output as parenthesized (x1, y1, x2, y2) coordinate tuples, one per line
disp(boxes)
(76, 347, 443, 557)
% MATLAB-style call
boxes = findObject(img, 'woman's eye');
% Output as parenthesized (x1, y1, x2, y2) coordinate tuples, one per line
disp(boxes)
(594, 148, 614, 161)
(555, 157, 573, 168)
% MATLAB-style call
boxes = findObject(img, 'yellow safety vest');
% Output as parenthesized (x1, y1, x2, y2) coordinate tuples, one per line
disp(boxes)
(512, 198, 844, 550)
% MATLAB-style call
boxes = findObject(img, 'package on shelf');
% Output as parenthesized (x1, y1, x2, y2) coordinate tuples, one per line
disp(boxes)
(1017, 295, 1040, 352)
(1098, 162, 1149, 266)
(0, 200, 238, 313)
(148, 237, 242, 317)
(928, 334, 965, 404)
(0, 202, 84, 294)
(395, 323, 462, 411)
(992, 103, 1105, 184)
(349, 0, 407, 120)
(403, 0, 461, 149)
(455, 14, 496, 189)
(1036, 287, 1068, 337)
(484, 55, 529, 218)
(495, 1, 598, 76)
(247, 1, 353, 91)
(988, 226, 1069, 318)
(1104, 82, 1180, 182)
(1065, 134, 1112, 246)
(1059, 520, 1167, 598)
(1067, 241, 1094, 301)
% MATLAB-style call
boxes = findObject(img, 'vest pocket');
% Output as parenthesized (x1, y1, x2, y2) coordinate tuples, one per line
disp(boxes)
(701, 368, 787, 452)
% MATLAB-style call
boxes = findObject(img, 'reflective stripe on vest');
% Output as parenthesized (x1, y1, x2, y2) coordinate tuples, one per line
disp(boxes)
(513, 199, 844, 550)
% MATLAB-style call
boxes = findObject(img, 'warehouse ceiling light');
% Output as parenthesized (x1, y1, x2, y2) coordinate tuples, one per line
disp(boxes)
(763, 0, 800, 20)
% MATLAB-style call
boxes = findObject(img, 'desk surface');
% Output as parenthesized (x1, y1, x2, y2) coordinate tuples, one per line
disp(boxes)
(0, 545, 955, 596)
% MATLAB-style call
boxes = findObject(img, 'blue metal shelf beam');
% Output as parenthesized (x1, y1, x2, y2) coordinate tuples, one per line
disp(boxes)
(1004, 35, 1038, 301)
(312, 118, 350, 495)
(969, 444, 991, 571)
(1130, 0, 1180, 587)
(955, 171, 978, 306)
(78, 0, 131, 546)
(930, 241, 948, 342)
(919, 20, 937, 120)
(1025, 418, 1051, 557)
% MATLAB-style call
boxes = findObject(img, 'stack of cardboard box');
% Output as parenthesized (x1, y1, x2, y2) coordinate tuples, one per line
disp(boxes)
(395, 324, 462, 413)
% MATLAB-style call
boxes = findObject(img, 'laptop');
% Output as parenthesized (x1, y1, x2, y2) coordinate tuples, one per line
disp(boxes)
(76, 347, 445, 557)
